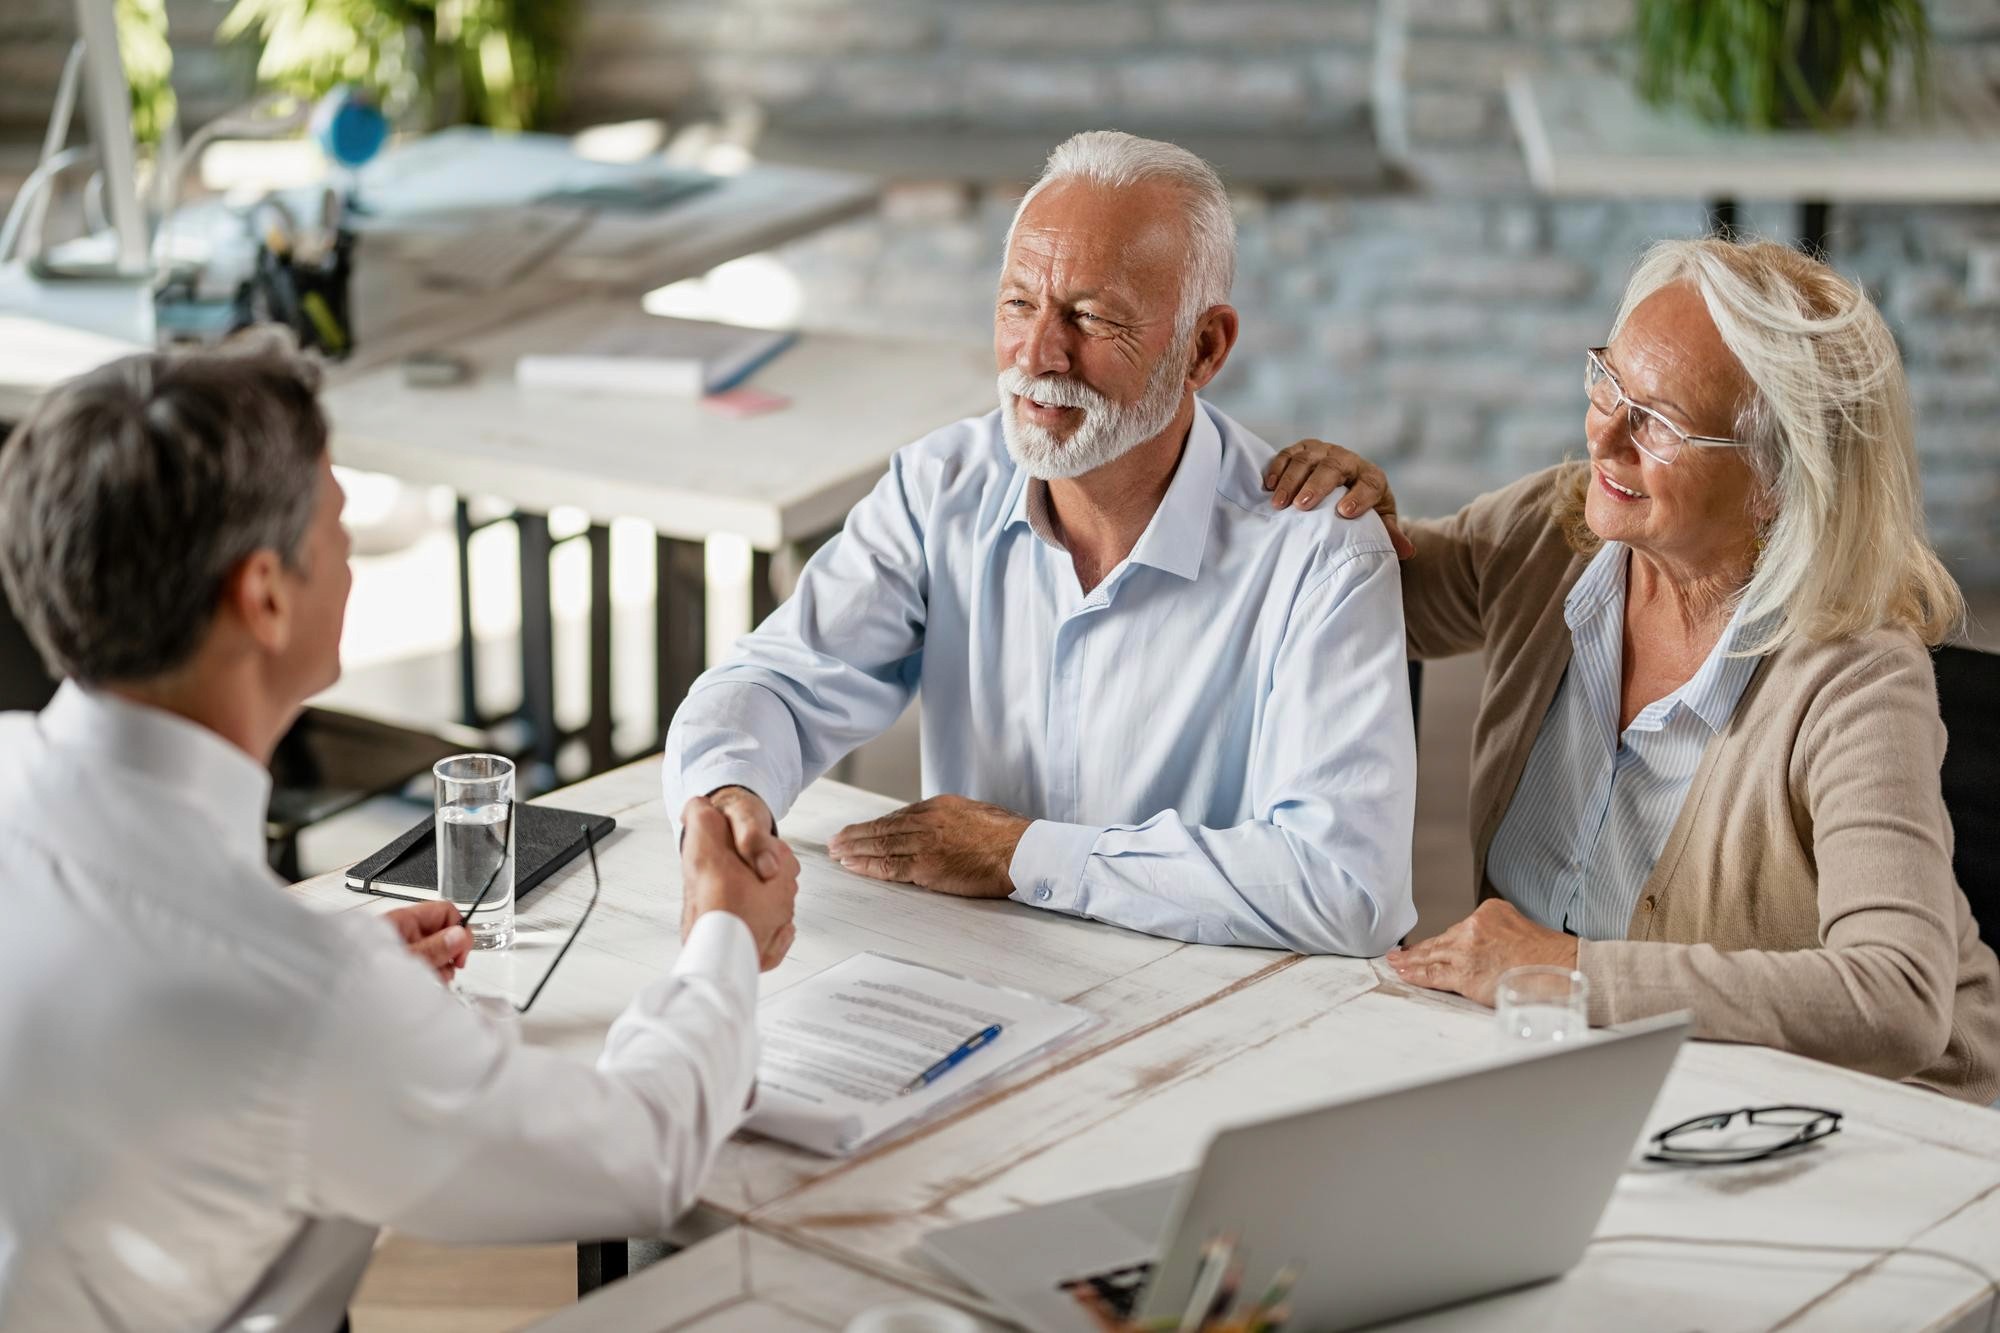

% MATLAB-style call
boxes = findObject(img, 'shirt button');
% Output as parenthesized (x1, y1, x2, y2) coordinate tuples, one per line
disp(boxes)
(1035, 886, 1053, 902)
(1640, 895, 1657, 913)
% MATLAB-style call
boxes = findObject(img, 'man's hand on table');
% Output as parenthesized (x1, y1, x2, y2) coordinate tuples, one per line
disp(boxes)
(386, 901, 472, 984)
(682, 795, 800, 971)
(828, 795, 1031, 898)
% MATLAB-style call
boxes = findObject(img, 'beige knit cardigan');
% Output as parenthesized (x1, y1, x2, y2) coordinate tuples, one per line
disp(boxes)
(1402, 467, 2000, 1104)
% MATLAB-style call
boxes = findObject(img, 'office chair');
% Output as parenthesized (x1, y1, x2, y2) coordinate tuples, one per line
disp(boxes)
(218, 1217, 379, 1333)
(1936, 644, 1999, 945)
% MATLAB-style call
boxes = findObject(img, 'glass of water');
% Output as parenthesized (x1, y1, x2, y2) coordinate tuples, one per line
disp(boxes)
(1496, 965, 1588, 1044)
(435, 753, 515, 951)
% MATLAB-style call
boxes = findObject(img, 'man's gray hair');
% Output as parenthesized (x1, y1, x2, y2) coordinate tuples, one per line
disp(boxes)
(0, 338, 328, 684)
(1007, 130, 1236, 340)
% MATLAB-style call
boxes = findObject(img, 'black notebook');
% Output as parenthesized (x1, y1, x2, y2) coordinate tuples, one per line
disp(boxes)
(344, 804, 616, 905)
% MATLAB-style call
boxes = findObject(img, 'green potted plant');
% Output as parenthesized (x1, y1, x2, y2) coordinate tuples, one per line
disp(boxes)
(116, 0, 177, 145)
(218, 0, 577, 132)
(1634, 0, 1932, 130)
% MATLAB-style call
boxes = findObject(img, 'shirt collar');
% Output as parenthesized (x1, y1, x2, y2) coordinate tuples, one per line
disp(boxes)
(39, 682, 274, 864)
(1563, 540, 1628, 632)
(1677, 599, 1768, 733)
(1004, 401, 1221, 583)
(1565, 542, 1765, 735)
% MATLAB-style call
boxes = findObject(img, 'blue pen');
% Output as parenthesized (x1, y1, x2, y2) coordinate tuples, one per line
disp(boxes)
(900, 1023, 1003, 1094)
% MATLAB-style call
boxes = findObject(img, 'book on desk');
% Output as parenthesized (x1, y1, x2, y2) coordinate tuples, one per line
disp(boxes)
(516, 317, 796, 398)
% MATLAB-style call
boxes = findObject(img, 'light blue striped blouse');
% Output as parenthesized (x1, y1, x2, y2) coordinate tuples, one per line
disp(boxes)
(1486, 541, 1766, 939)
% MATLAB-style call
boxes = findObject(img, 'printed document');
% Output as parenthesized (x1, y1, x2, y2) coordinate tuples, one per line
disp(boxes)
(746, 952, 1097, 1156)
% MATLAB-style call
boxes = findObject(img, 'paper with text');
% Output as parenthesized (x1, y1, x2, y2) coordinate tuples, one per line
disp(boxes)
(746, 952, 1097, 1156)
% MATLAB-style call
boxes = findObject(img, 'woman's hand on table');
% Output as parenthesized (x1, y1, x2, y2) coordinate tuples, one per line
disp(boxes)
(1386, 899, 1579, 1006)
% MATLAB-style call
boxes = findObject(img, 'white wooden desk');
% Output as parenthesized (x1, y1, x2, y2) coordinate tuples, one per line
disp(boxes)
(298, 757, 2000, 1331)
(294, 760, 1289, 1229)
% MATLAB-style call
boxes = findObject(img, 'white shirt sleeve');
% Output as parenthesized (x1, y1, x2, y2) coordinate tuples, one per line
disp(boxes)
(291, 910, 759, 1243)
(1004, 545, 1418, 956)
(663, 450, 931, 829)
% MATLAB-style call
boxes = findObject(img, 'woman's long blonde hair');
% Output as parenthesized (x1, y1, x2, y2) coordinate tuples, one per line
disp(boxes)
(1554, 236, 1963, 651)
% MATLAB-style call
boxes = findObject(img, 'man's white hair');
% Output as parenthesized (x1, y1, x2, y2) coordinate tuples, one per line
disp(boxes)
(1598, 237, 1963, 652)
(1006, 130, 1236, 340)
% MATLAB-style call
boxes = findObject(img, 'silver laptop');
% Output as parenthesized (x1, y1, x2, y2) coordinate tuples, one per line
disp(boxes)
(922, 1013, 1691, 1332)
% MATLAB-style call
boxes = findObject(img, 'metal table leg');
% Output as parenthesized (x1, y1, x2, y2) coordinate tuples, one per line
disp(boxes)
(656, 536, 708, 748)
(454, 499, 480, 728)
(751, 548, 779, 628)
(586, 523, 615, 773)
(576, 1239, 628, 1296)
(1800, 200, 1830, 258)
(517, 511, 558, 787)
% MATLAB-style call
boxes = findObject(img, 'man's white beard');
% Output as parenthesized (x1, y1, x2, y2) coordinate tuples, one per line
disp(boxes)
(998, 344, 1188, 481)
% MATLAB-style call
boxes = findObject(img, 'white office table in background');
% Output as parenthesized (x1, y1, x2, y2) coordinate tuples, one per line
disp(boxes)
(0, 159, 880, 419)
(1506, 56, 2000, 253)
(294, 758, 2000, 1331)
(0, 155, 897, 779)
(319, 301, 995, 773)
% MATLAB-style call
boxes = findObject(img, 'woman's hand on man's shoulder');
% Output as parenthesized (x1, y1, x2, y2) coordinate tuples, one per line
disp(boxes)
(1263, 439, 1415, 559)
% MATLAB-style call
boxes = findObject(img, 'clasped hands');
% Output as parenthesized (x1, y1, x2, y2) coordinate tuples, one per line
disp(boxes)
(386, 785, 807, 988)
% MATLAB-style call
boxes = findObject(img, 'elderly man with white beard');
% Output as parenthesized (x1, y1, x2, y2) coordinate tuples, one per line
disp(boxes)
(662, 131, 1416, 955)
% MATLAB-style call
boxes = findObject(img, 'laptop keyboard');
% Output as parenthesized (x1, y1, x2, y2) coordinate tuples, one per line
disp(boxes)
(1059, 1262, 1155, 1321)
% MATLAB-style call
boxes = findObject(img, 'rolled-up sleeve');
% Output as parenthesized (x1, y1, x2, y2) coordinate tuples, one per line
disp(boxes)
(1007, 544, 1418, 956)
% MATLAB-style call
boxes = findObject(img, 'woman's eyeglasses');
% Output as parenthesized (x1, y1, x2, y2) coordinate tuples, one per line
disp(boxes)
(1645, 1104, 1842, 1166)
(1585, 346, 1745, 467)
(457, 824, 602, 1015)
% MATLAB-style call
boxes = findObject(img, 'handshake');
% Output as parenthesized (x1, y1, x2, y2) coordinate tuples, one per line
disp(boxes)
(680, 785, 800, 971)
(680, 781, 1033, 971)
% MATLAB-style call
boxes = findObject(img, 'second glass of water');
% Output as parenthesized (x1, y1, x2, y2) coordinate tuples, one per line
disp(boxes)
(435, 753, 515, 951)
(1496, 965, 1588, 1044)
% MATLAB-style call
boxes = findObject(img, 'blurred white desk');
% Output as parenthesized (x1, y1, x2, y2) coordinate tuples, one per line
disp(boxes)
(298, 757, 2000, 1332)
(0, 308, 148, 422)
(319, 303, 994, 767)
(0, 158, 879, 418)
(0, 149, 889, 779)
(1506, 59, 2000, 253)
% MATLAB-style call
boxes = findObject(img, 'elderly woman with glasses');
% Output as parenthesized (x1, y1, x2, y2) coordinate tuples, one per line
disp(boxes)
(1265, 236, 2000, 1103)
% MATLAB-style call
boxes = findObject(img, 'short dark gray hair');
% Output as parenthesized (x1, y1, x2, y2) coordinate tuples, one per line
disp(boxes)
(0, 340, 327, 684)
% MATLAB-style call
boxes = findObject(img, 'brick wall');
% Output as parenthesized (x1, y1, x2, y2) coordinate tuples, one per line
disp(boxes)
(567, 0, 1377, 132)
(7, 0, 1998, 574)
(683, 0, 2000, 579)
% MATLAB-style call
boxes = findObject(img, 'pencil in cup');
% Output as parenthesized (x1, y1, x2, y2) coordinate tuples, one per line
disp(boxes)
(1136, 1242, 1297, 1333)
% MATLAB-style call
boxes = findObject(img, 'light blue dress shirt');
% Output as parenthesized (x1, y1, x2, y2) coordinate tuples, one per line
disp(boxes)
(1486, 541, 1766, 939)
(664, 400, 1418, 955)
